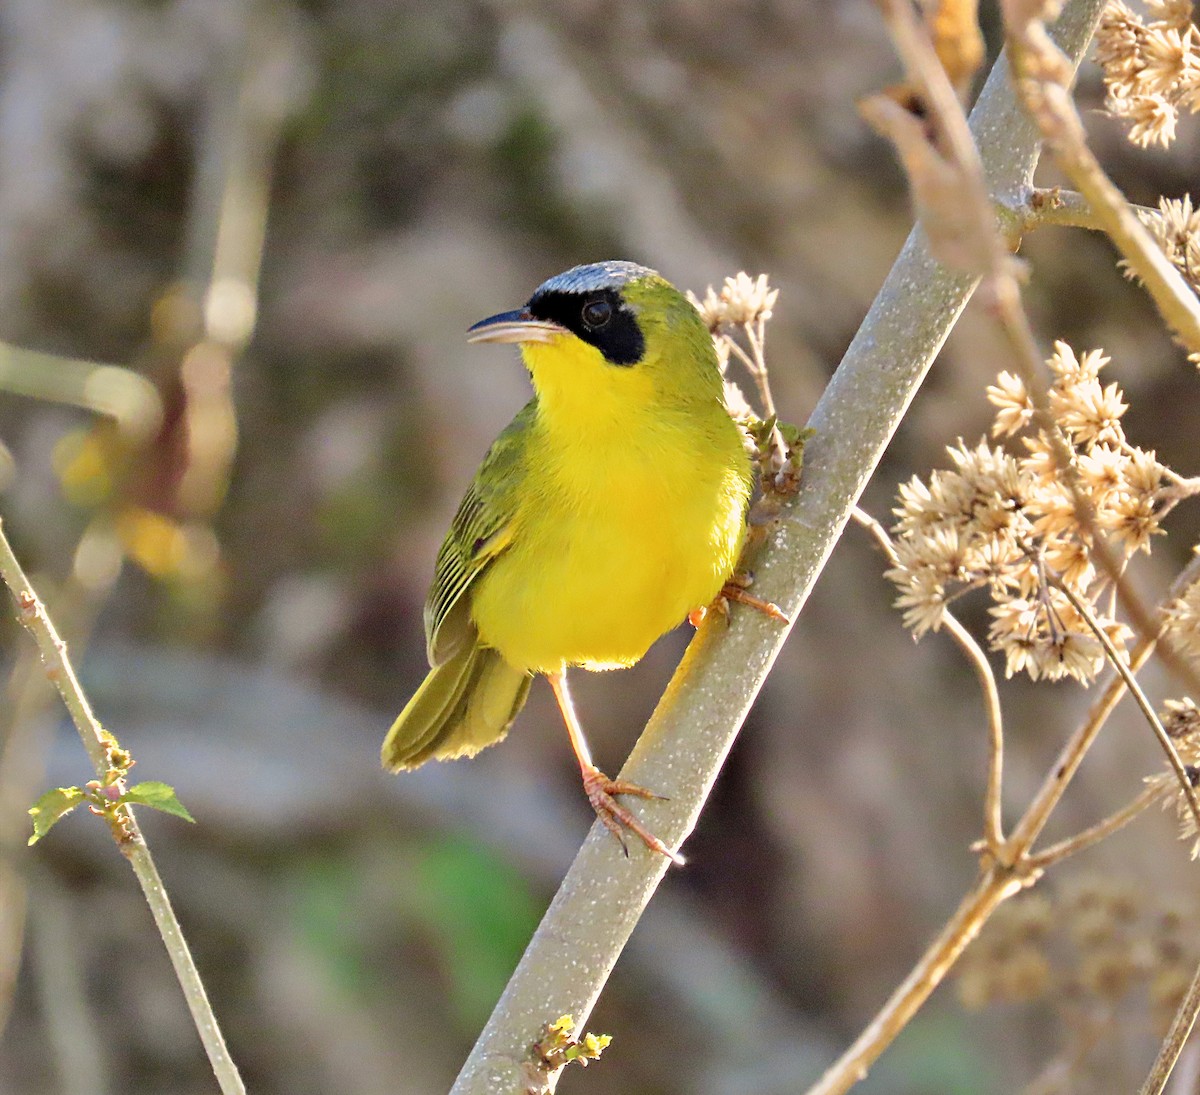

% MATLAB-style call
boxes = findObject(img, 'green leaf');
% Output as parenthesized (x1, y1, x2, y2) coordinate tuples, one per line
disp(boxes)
(776, 420, 814, 448)
(28, 786, 86, 845)
(119, 781, 195, 823)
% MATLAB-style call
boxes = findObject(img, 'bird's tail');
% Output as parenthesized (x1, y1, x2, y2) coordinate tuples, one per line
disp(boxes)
(382, 638, 532, 771)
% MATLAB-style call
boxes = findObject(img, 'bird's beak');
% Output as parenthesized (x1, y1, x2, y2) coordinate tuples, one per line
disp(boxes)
(467, 308, 566, 346)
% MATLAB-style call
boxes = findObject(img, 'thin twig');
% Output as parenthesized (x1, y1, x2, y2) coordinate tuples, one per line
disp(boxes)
(1139, 957, 1200, 1095)
(947, 613, 1007, 855)
(1027, 781, 1166, 869)
(1008, 551, 1200, 857)
(1019, 188, 1158, 234)
(0, 520, 246, 1095)
(1051, 576, 1200, 836)
(852, 508, 1006, 851)
(806, 864, 1030, 1095)
(743, 318, 778, 419)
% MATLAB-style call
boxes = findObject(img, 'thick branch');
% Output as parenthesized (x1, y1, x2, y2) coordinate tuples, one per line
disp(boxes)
(450, 3, 1107, 1090)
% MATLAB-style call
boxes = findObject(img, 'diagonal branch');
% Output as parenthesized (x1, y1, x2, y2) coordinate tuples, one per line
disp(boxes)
(1139, 955, 1200, 1095)
(1028, 782, 1166, 869)
(449, 2, 1108, 1090)
(1051, 576, 1200, 835)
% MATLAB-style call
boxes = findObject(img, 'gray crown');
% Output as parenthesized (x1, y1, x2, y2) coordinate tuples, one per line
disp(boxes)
(533, 260, 658, 297)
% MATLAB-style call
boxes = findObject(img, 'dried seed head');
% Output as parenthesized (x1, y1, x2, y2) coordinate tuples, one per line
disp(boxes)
(1097, 0, 1200, 147)
(887, 341, 1169, 684)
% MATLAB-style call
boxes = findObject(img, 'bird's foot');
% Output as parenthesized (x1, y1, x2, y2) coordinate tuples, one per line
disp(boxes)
(580, 765, 684, 866)
(689, 573, 790, 628)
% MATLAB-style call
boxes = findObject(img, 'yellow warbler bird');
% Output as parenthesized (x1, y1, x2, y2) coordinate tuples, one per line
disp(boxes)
(383, 261, 762, 863)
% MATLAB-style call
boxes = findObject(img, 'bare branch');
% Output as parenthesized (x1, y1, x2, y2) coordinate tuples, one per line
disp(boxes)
(1051, 576, 1200, 836)
(1139, 958, 1200, 1095)
(1027, 782, 1166, 869)
(0, 521, 246, 1095)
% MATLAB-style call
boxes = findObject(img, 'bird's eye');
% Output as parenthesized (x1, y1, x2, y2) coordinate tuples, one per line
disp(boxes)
(581, 298, 612, 328)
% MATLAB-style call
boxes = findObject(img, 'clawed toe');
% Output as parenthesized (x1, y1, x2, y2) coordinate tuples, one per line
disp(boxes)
(580, 766, 684, 866)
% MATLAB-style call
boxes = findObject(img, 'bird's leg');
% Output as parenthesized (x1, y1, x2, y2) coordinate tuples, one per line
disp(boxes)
(546, 670, 684, 866)
(689, 572, 790, 628)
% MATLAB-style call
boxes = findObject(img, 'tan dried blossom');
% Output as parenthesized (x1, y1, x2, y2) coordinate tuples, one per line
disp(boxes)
(722, 272, 778, 325)
(1026, 478, 1081, 541)
(1127, 94, 1180, 146)
(946, 438, 1026, 499)
(687, 272, 779, 331)
(1096, 1, 1149, 92)
(970, 535, 1028, 593)
(1047, 340, 1111, 382)
(1140, 24, 1197, 94)
(1164, 570, 1200, 663)
(887, 341, 1171, 684)
(1041, 535, 1097, 590)
(893, 461, 999, 539)
(890, 565, 950, 637)
(1050, 377, 1129, 445)
(988, 591, 1119, 681)
(687, 285, 726, 334)
(1162, 695, 1200, 736)
(1149, 697, 1200, 855)
(1146, 0, 1197, 29)
(1132, 195, 1200, 293)
(1097, 0, 1200, 148)
(987, 370, 1034, 437)
(1020, 431, 1061, 488)
(1099, 487, 1163, 553)
(1077, 443, 1131, 496)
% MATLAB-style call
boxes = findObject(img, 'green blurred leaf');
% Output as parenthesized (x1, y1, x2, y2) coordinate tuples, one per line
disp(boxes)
(293, 858, 370, 997)
(119, 781, 194, 822)
(28, 786, 86, 845)
(411, 836, 541, 1031)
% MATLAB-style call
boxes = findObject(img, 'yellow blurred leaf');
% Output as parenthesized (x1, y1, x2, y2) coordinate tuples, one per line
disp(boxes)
(53, 429, 115, 506)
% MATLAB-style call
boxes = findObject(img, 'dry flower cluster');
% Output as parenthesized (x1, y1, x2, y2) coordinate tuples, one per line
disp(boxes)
(1130, 194, 1200, 295)
(688, 273, 805, 503)
(688, 271, 778, 333)
(1166, 573, 1200, 663)
(1095, 0, 1200, 148)
(1149, 696, 1200, 850)
(885, 341, 1195, 683)
(958, 879, 1200, 1038)
(688, 272, 780, 426)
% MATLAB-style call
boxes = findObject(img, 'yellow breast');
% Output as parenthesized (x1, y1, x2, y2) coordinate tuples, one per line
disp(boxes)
(470, 354, 751, 674)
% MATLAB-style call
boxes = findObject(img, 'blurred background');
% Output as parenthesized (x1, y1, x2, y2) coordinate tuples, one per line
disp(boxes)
(1, 1, 1199, 1092)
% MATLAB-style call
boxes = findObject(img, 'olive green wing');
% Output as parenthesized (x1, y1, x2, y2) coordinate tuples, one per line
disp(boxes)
(381, 637, 532, 770)
(424, 401, 533, 667)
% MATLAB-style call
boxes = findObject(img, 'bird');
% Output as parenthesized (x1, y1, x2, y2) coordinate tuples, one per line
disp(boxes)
(383, 260, 777, 863)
